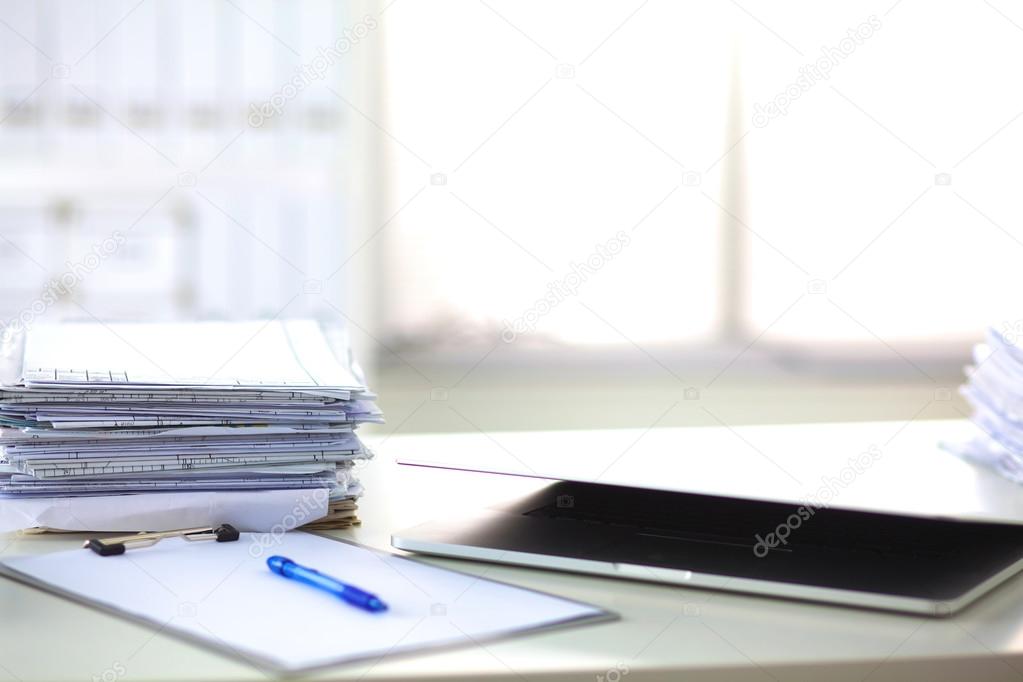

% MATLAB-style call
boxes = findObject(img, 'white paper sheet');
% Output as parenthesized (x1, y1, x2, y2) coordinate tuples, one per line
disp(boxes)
(0, 532, 611, 672)
(0, 488, 328, 532)
(20, 319, 364, 389)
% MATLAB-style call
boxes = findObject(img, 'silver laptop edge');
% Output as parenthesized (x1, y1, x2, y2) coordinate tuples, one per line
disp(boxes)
(392, 533, 1023, 616)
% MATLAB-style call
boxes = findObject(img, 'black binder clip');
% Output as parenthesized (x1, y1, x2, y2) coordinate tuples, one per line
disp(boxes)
(84, 524, 240, 556)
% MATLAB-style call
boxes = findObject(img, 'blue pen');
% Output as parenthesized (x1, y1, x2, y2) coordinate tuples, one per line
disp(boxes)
(267, 555, 388, 613)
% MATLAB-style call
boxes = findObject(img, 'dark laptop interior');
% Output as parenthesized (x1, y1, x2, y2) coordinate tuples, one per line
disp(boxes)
(420, 480, 1023, 604)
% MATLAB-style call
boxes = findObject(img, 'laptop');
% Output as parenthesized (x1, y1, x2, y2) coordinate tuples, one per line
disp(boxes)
(391, 419, 1023, 615)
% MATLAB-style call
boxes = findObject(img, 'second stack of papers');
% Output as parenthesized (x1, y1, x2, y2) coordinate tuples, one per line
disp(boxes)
(945, 326, 1023, 482)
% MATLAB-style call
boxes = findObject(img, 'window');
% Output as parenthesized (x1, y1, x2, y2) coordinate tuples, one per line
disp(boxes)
(378, 0, 1023, 374)
(380, 1, 731, 349)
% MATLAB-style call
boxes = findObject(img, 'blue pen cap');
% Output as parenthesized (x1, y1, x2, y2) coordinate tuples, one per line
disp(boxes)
(267, 555, 292, 575)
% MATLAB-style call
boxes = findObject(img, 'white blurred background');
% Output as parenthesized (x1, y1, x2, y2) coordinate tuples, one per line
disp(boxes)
(2, 0, 1022, 436)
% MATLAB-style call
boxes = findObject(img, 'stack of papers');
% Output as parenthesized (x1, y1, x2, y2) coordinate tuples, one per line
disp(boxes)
(0, 320, 382, 531)
(944, 327, 1023, 482)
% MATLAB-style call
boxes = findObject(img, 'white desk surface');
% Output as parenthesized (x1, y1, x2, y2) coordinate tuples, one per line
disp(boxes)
(4, 419, 1023, 682)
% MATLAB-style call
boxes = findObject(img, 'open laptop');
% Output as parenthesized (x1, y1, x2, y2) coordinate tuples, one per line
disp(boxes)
(391, 419, 1023, 615)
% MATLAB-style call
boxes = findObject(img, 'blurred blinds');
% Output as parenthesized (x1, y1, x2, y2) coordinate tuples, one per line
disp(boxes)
(0, 0, 367, 329)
